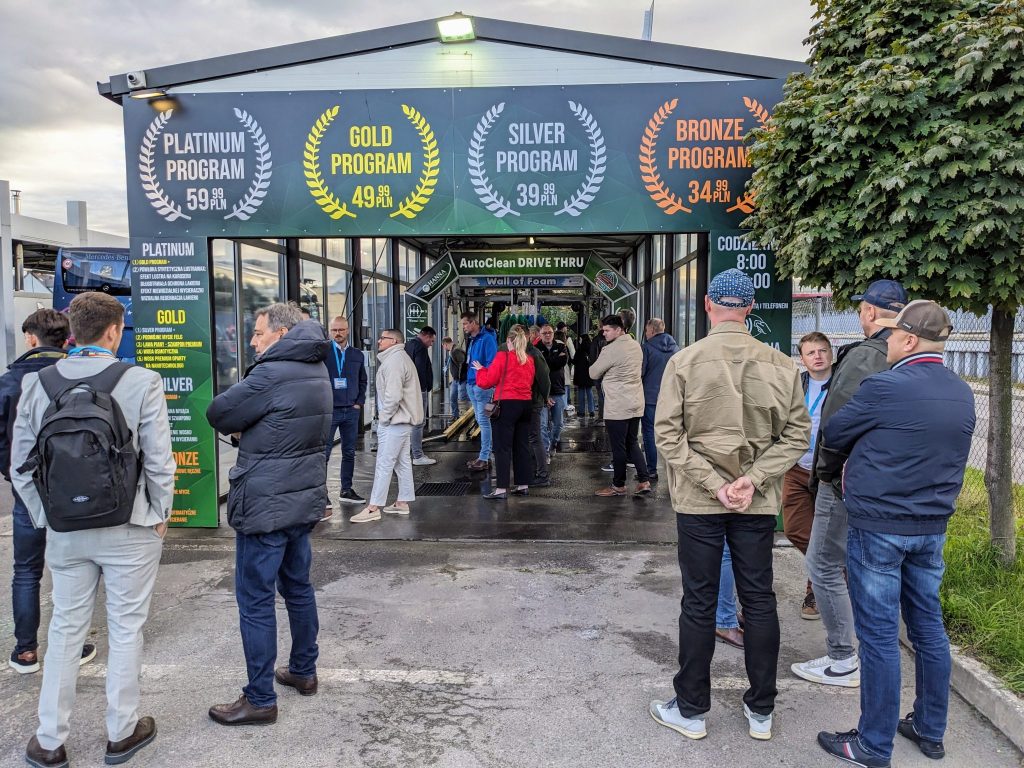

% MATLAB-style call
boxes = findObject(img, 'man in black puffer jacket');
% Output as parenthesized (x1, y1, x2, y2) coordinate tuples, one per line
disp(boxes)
(206, 303, 332, 727)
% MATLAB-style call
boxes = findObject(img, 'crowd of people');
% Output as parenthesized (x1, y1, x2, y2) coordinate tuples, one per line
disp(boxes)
(0, 270, 979, 768)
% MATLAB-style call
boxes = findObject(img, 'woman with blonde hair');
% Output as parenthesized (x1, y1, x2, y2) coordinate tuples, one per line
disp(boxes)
(472, 325, 536, 499)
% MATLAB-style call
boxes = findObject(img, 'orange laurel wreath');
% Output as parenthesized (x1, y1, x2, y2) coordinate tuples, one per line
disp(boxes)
(727, 97, 774, 214)
(639, 99, 692, 215)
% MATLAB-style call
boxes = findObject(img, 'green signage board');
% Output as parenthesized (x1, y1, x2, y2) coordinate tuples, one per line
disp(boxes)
(123, 79, 783, 237)
(131, 237, 219, 527)
(709, 230, 792, 352)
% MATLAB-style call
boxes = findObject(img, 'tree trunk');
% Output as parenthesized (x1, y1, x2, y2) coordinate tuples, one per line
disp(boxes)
(986, 307, 1017, 566)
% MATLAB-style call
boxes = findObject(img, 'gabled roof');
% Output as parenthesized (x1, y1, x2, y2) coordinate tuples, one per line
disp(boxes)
(98, 15, 805, 103)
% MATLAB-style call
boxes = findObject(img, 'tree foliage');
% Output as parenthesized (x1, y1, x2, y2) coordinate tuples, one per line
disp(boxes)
(744, 0, 1024, 313)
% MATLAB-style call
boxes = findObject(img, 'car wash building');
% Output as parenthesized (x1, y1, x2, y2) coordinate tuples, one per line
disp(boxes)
(99, 15, 803, 527)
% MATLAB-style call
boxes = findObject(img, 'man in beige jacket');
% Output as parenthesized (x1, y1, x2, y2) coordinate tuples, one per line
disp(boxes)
(649, 269, 810, 743)
(350, 329, 424, 523)
(588, 314, 652, 496)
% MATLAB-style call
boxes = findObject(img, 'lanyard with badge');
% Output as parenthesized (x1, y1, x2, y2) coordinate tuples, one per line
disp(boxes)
(333, 343, 349, 390)
(806, 382, 826, 450)
(68, 345, 115, 358)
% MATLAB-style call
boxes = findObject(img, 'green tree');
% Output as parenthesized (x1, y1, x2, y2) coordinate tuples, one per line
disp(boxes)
(745, 0, 1024, 565)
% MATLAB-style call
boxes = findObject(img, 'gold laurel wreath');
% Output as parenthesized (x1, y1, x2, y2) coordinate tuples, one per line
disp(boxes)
(726, 97, 774, 214)
(304, 106, 355, 220)
(391, 105, 439, 219)
(639, 99, 692, 215)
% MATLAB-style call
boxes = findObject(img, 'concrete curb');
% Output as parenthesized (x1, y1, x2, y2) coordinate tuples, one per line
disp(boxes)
(900, 635, 1024, 754)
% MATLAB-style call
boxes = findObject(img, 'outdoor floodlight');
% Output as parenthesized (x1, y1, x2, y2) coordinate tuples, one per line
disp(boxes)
(438, 12, 475, 42)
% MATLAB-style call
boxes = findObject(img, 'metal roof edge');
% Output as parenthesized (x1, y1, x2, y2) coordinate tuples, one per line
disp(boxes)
(99, 15, 807, 105)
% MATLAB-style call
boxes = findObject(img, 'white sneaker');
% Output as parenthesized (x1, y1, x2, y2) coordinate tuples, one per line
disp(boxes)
(349, 507, 381, 523)
(384, 504, 411, 515)
(791, 654, 860, 687)
(744, 703, 772, 740)
(412, 455, 437, 466)
(649, 698, 707, 740)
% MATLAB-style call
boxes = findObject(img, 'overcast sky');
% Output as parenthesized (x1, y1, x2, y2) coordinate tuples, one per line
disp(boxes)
(0, 0, 814, 236)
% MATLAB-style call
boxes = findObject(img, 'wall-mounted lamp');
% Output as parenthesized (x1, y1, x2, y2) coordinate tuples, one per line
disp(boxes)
(437, 12, 475, 43)
(126, 69, 167, 99)
(129, 89, 167, 100)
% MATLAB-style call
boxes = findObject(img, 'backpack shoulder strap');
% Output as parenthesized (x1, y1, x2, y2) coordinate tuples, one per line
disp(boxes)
(83, 361, 133, 394)
(37, 365, 74, 401)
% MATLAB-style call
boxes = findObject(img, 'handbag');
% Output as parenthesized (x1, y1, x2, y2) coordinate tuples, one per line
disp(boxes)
(482, 352, 509, 420)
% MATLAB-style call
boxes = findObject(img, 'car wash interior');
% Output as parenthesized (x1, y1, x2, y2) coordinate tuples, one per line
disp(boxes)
(99, 16, 798, 536)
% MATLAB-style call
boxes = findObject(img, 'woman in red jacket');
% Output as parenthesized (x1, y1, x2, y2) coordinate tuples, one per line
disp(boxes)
(472, 324, 536, 499)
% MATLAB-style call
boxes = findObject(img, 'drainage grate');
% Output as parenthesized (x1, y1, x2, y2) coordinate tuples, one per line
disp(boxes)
(415, 481, 472, 497)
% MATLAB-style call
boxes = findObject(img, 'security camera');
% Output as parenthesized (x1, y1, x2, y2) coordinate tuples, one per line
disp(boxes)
(126, 71, 147, 89)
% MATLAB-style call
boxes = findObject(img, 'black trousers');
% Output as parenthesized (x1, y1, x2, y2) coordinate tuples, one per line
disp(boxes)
(673, 513, 779, 717)
(492, 400, 533, 488)
(528, 403, 547, 480)
(604, 417, 649, 487)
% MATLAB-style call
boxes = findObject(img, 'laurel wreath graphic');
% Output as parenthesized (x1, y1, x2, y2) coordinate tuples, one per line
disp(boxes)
(390, 105, 439, 220)
(639, 99, 692, 215)
(726, 97, 774, 214)
(138, 110, 191, 222)
(225, 108, 273, 221)
(304, 106, 355, 220)
(554, 101, 607, 217)
(468, 102, 519, 218)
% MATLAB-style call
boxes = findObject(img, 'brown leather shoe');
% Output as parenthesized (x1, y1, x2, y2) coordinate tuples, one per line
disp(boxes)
(105, 716, 156, 765)
(208, 694, 278, 726)
(595, 486, 626, 497)
(275, 666, 318, 696)
(25, 736, 68, 768)
(715, 627, 744, 649)
(633, 481, 653, 496)
(466, 458, 489, 471)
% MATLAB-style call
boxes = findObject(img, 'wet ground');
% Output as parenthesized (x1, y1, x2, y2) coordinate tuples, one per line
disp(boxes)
(0, 412, 1020, 767)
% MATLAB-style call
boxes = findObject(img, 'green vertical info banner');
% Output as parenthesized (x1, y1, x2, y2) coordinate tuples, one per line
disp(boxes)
(131, 237, 219, 527)
(709, 230, 792, 352)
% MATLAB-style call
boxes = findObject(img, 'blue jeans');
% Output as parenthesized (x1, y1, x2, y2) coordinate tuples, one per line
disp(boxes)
(848, 527, 950, 761)
(12, 491, 46, 654)
(540, 393, 567, 451)
(468, 384, 494, 461)
(716, 542, 738, 629)
(235, 524, 319, 707)
(641, 402, 658, 474)
(576, 386, 594, 415)
(325, 406, 360, 491)
(450, 380, 467, 416)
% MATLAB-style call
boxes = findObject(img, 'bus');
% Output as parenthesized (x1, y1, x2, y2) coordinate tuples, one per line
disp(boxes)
(53, 247, 135, 363)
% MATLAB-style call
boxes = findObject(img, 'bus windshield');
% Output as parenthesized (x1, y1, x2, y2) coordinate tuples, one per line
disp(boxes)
(60, 255, 131, 295)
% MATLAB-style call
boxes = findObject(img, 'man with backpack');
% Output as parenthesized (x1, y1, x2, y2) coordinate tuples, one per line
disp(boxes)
(1, 308, 98, 677)
(11, 293, 176, 767)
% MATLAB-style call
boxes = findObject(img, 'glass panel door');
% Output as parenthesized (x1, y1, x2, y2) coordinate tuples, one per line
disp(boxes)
(239, 244, 284, 371)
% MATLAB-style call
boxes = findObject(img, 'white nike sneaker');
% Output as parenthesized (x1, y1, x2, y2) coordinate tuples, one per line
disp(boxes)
(649, 698, 707, 740)
(791, 654, 860, 687)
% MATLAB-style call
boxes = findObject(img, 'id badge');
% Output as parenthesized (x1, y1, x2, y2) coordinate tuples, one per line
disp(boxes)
(334, 377, 348, 390)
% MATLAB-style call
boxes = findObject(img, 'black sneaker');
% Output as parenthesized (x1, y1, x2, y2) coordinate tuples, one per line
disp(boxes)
(897, 713, 945, 759)
(530, 477, 551, 487)
(817, 730, 890, 767)
(9, 649, 40, 674)
(338, 489, 366, 505)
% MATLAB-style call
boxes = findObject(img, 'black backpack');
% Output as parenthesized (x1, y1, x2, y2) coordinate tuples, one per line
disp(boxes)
(17, 363, 141, 532)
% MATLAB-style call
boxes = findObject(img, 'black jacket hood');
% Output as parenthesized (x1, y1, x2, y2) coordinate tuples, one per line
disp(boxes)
(259, 320, 330, 365)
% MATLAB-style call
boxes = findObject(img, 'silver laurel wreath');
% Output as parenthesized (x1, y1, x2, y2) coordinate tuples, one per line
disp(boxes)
(556, 101, 607, 217)
(138, 110, 191, 222)
(226, 108, 273, 221)
(468, 102, 519, 218)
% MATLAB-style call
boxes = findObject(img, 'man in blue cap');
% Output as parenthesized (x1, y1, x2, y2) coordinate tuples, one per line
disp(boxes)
(792, 279, 907, 690)
(650, 268, 810, 742)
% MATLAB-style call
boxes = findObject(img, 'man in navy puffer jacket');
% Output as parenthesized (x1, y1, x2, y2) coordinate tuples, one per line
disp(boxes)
(207, 304, 332, 727)
(816, 301, 975, 768)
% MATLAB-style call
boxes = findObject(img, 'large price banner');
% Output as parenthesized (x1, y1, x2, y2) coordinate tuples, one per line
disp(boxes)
(124, 79, 783, 237)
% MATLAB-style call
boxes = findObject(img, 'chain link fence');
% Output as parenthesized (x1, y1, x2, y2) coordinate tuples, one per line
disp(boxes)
(792, 295, 1024, 512)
